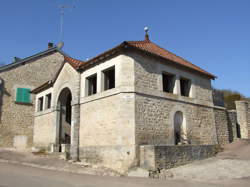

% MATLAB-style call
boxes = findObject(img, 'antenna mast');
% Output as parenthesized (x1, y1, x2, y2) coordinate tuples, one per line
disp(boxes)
(58, 4, 75, 42)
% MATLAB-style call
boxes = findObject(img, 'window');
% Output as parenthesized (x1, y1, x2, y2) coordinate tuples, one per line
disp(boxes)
(16, 88, 31, 104)
(103, 67, 115, 91)
(180, 78, 191, 97)
(45, 93, 52, 109)
(87, 74, 97, 96)
(162, 73, 175, 93)
(38, 97, 44, 111)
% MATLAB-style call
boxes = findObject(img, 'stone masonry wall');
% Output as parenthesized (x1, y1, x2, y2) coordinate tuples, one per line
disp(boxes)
(236, 101, 250, 139)
(140, 145, 219, 171)
(132, 52, 214, 105)
(214, 107, 231, 144)
(33, 63, 80, 150)
(0, 52, 64, 148)
(135, 94, 218, 145)
(78, 55, 136, 172)
(132, 52, 217, 146)
(79, 92, 137, 172)
(33, 110, 55, 147)
(227, 110, 237, 141)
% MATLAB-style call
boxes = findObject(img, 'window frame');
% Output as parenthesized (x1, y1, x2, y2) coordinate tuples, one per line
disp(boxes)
(45, 93, 52, 109)
(86, 73, 97, 96)
(102, 66, 115, 91)
(38, 96, 44, 112)
(180, 77, 191, 97)
(162, 72, 175, 94)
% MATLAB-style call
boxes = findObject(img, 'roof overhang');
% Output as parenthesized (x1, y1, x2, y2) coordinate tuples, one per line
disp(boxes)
(78, 41, 216, 79)
(31, 81, 53, 94)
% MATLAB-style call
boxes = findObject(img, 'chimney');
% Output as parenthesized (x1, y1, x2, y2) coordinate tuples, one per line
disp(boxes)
(144, 27, 150, 41)
(12, 57, 21, 63)
(48, 42, 54, 48)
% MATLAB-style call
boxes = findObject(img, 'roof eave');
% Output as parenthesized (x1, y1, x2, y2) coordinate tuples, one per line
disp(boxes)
(78, 42, 127, 71)
(78, 41, 216, 79)
(30, 81, 53, 94)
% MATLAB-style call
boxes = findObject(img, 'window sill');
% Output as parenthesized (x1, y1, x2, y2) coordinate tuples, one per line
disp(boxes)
(87, 93, 97, 97)
(180, 95, 191, 98)
(15, 101, 33, 106)
(35, 108, 53, 117)
(103, 87, 115, 92)
(163, 91, 175, 94)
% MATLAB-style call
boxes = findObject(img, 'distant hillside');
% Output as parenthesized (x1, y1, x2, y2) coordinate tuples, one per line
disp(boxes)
(218, 89, 250, 110)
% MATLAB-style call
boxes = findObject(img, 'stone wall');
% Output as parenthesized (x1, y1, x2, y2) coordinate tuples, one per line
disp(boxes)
(33, 87, 57, 148)
(77, 54, 137, 172)
(0, 52, 64, 148)
(33, 110, 55, 148)
(79, 145, 137, 173)
(33, 63, 80, 151)
(132, 52, 214, 105)
(132, 52, 217, 146)
(140, 145, 219, 171)
(214, 107, 230, 144)
(227, 110, 238, 141)
(135, 94, 218, 145)
(33, 54, 137, 168)
(79, 92, 136, 172)
(236, 101, 250, 138)
(213, 107, 240, 144)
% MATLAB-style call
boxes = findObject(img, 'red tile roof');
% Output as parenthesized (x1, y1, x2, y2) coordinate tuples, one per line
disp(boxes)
(80, 38, 216, 79)
(32, 37, 216, 94)
(64, 56, 85, 69)
(127, 40, 216, 79)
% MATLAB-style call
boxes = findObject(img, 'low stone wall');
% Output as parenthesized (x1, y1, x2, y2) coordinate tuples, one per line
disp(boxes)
(140, 145, 219, 171)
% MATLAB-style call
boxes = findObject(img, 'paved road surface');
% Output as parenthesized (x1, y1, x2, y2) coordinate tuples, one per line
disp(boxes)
(0, 162, 215, 187)
(0, 162, 249, 187)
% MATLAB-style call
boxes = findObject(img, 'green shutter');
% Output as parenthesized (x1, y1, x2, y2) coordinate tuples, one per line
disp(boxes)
(16, 88, 22, 102)
(16, 88, 31, 103)
(22, 88, 30, 103)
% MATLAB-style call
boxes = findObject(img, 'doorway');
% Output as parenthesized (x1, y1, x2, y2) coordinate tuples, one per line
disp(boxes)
(174, 111, 187, 145)
(57, 88, 72, 146)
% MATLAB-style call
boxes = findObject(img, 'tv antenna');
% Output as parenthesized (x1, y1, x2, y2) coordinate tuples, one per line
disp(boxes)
(58, 4, 75, 43)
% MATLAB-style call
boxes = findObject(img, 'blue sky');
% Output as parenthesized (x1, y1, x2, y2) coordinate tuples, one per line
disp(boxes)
(0, 0, 249, 96)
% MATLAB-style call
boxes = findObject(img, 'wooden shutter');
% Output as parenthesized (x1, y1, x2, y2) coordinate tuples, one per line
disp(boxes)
(16, 88, 23, 102)
(16, 88, 31, 103)
(22, 88, 30, 103)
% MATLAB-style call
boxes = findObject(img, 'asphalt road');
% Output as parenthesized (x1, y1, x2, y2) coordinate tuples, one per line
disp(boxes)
(0, 162, 249, 187)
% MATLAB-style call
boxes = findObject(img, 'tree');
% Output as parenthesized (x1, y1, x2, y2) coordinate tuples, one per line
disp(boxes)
(218, 89, 249, 110)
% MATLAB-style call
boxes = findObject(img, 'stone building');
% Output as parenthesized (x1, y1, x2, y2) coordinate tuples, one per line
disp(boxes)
(0, 43, 66, 148)
(31, 33, 226, 172)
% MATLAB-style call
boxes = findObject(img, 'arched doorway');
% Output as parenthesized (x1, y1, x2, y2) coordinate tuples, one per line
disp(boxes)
(174, 111, 187, 145)
(57, 88, 72, 146)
